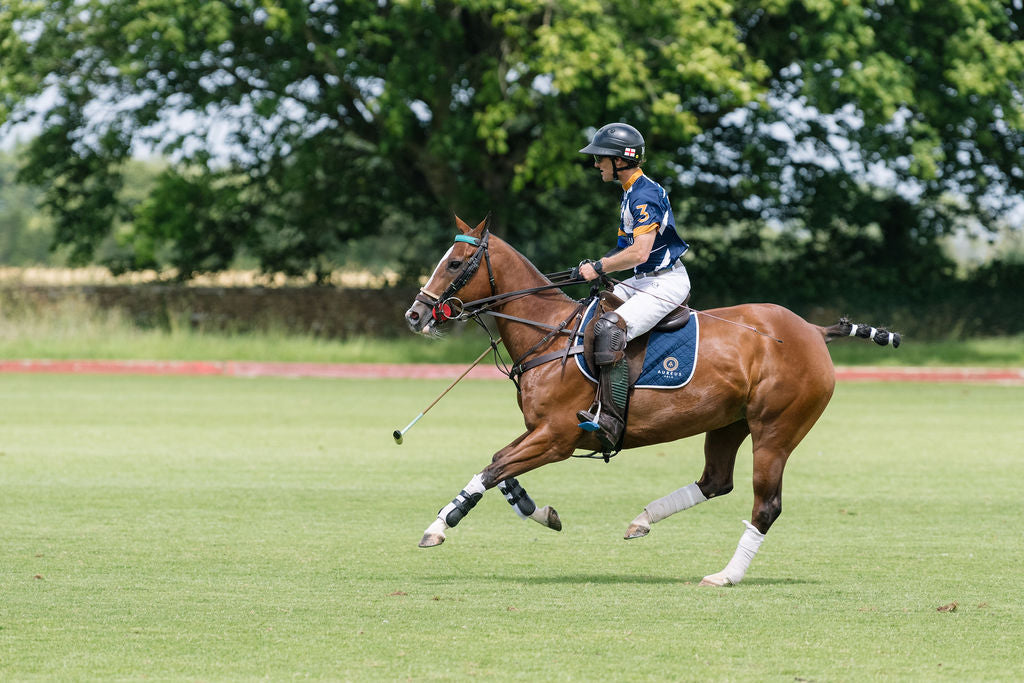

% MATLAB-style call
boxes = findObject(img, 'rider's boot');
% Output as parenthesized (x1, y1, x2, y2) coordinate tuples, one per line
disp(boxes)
(577, 312, 629, 452)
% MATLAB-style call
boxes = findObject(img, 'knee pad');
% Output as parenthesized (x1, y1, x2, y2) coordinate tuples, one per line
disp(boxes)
(594, 312, 627, 365)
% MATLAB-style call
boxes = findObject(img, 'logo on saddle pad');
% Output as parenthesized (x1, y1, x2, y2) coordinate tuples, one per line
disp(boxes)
(576, 301, 700, 390)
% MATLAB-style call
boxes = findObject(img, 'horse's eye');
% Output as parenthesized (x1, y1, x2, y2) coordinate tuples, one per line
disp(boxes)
(447, 260, 463, 270)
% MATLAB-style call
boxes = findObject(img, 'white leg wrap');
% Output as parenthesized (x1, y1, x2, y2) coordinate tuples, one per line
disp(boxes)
(717, 520, 765, 585)
(645, 482, 707, 524)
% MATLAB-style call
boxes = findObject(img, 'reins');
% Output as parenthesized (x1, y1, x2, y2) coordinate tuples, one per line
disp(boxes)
(407, 230, 794, 462)
(414, 229, 599, 389)
(610, 278, 785, 344)
(419, 231, 785, 387)
(454, 281, 585, 331)
(463, 286, 594, 392)
(460, 273, 785, 349)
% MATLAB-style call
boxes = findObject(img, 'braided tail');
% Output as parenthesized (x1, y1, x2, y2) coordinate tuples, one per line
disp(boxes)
(822, 317, 901, 348)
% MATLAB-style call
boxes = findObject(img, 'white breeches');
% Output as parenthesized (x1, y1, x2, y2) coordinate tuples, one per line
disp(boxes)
(612, 267, 691, 341)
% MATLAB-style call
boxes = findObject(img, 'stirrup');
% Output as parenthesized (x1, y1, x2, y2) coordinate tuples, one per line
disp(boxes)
(578, 403, 602, 432)
(576, 407, 622, 452)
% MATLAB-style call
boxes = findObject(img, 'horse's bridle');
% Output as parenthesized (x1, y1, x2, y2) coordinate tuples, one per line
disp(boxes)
(414, 230, 497, 324)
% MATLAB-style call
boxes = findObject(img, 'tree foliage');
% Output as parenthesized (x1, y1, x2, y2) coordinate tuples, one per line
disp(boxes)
(1, 0, 1022, 291)
(0, 152, 54, 265)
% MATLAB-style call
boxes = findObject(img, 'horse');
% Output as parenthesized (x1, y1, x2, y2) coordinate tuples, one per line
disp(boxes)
(403, 215, 900, 586)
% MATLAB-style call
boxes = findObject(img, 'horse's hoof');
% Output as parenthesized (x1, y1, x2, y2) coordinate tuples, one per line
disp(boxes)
(624, 510, 651, 539)
(624, 523, 650, 540)
(529, 505, 561, 531)
(699, 572, 731, 587)
(418, 532, 445, 548)
(543, 505, 562, 532)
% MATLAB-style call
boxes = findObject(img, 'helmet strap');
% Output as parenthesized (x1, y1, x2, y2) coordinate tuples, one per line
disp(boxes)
(611, 158, 637, 182)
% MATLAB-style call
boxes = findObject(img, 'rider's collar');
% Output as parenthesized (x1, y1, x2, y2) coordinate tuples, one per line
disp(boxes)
(620, 168, 644, 190)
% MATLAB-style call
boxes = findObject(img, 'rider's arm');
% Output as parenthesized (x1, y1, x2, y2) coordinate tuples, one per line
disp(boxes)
(581, 231, 656, 280)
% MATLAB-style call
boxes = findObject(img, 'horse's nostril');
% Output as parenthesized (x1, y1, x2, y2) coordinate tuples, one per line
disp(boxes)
(408, 311, 419, 322)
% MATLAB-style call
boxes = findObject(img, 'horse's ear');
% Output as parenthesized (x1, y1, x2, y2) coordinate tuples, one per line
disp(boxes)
(454, 214, 472, 234)
(471, 213, 492, 237)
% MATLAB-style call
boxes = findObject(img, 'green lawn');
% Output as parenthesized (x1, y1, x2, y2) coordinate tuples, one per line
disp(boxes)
(1, 374, 1022, 679)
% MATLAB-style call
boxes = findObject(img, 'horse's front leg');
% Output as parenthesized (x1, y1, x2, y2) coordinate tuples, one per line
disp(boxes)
(485, 431, 561, 530)
(419, 473, 487, 547)
(418, 426, 571, 548)
(497, 477, 561, 531)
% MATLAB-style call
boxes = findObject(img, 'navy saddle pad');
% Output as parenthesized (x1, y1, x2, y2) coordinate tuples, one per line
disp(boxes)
(575, 299, 700, 390)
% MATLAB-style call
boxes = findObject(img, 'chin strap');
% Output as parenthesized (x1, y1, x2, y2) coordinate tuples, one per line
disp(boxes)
(611, 159, 637, 182)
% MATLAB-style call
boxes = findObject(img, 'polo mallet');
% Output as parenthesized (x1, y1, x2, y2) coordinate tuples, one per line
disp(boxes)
(392, 340, 500, 444)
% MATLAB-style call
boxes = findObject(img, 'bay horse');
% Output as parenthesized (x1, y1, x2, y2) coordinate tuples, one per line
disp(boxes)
(404, 216, 899, 586)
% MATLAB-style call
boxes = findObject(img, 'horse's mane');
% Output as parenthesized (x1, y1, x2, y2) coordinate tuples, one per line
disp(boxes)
(491, 233, 576, 303)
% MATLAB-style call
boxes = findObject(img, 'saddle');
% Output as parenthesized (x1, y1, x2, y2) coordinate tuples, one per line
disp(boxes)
(508, 291, 693, 385)
(581, 291, 691, 389)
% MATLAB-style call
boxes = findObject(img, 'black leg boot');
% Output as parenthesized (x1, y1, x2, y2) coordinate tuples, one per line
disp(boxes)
(577, 312, 629, 452)
(577, 358, 628, 452)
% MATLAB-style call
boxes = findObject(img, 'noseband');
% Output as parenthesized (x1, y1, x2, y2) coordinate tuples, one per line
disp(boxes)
(415, 231, 497, 323)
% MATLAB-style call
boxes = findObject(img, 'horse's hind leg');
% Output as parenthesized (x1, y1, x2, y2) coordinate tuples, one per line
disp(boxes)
(700, 388, 829, 586)
(625, 420, 749, 539)
(698, 443, 783, 586)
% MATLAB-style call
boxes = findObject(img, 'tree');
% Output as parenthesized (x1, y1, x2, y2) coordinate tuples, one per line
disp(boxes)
(1, 0, 1021, 287)
(0, 151, 55, 265)
(701, 0, 1024, 305)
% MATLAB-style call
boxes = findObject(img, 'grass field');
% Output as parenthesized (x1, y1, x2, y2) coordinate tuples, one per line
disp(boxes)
(1, 373, 1022, 680)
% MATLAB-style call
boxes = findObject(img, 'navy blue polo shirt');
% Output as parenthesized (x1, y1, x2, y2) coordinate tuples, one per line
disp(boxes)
(616, 170, 688, 273)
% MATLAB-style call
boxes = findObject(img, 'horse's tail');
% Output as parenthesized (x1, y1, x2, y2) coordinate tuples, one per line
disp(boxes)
(821, 317, 901, 348)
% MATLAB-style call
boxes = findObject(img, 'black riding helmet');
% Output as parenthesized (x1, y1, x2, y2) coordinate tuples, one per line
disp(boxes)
(579, 122, 645, 164)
